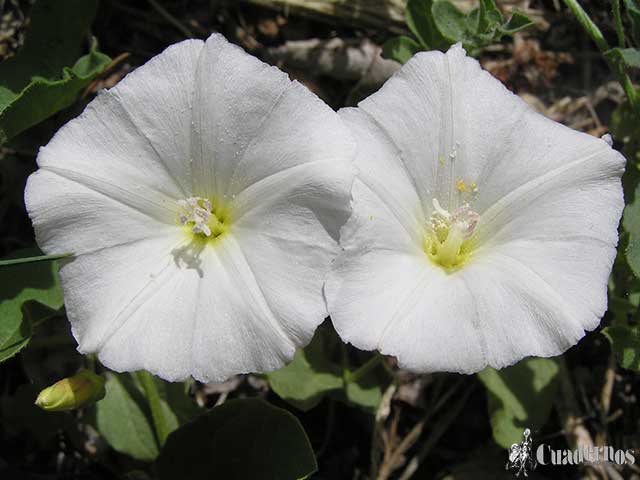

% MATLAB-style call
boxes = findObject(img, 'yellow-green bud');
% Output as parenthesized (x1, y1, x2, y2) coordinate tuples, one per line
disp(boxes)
(35, 369, 106, 412)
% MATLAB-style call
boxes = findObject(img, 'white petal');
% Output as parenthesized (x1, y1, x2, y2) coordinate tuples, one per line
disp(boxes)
(458, 253, 589, 369)
(38, 39, 203, 204)
(353, 44, 624, 215)
(326, 179, 428, 350)
(66, 232, 299, 382)
(25, 169, 180, 255)
(475, 145, 624, 249)
(232, 161, 353, 345)
(188, 235, 297, 382)
(105, 39, 204, 195)
(330, 44, 625, 373)
(27, 33, 356, 382)
(191, 34, 354, 200)
(353, 48, 449, 210)
(59, 234, 192, 373)
(338, 108, 425, 245)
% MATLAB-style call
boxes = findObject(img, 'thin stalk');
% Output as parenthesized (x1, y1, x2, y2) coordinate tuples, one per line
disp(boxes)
(137, 371, 173, 446)
(564, 0, 640, 110)
(612, 0, 626, 48)
(347, 353, 385, 384)
(0, 253, 72, 267)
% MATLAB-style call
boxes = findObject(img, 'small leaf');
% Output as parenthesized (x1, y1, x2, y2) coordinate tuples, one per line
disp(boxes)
(95, 373, 159, 461)
(406, 0, 448, 50)
(624, 183, 640, 277)
(343, 374, 382, 412)
(382, 36, 423, 64)
(0, 249, 64, 362)
(477, 0, 503, 33)
(606, 47, 640, 70)
(0, 0, 111, 143)
(266, 327, 343, 411)
(157, 399, 317, 480)
(500, 12, 535, 34)
(602, 325, 640, 371)
(477, 358, 560, 448)
(432, 1, 469, 43)
(268, 323, 389, 413)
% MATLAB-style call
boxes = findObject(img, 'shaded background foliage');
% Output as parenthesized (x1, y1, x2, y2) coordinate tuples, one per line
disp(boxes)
(0, 0, 639, 479)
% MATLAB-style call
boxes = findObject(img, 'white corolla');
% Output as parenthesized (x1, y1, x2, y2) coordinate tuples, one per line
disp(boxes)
(25, 34, 354, 382)
(326, 45, 625, 374)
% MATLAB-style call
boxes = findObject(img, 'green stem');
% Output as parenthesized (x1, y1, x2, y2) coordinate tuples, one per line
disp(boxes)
(612, 0, 626, 48)
(564, 0, 640, 112)
(564, 0, 609, 52)
(137, 371, 172, 446)
(0, 253, 73, 267)
(346, 353, 384, 384)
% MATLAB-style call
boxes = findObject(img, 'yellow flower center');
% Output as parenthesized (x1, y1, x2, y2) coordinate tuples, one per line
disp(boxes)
(424, 199, 478, 271)
(177, 197, 229, 241)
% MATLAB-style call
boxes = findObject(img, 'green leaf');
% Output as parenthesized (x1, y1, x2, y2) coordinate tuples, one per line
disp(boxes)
(95, 373, 159, 461)
(477, 0, 503, 33)
(406, 0, 448, 50)
(0, 249, 63, 362)
(624, 0, 640, 46)
(432, 1, 469, 43)
(606, 47, 640, 70)
(266, 327, 343, 411)
(382, 36, 423, 64)
(499, 11, 535, 34)
(343, 374, 382, 413)
(157, 399, 317, 480)
(624, 183, 640, 277)
(267, 324, 389, 413)
(602, 325, 640, 371)
(0, 0, 111, 143)
(477, 358, 560, 448)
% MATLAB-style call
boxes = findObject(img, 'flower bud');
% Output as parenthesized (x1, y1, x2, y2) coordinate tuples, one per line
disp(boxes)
(35, 369, 106, 412)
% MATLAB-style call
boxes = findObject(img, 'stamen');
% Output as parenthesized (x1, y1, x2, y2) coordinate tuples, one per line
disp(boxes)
(425, 199, 479, 271)
(177, 197, 226, 238)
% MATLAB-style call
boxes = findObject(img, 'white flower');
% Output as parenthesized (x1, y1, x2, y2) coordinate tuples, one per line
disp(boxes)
(325, 45, 625, 374)
(25, 34, 354, 382)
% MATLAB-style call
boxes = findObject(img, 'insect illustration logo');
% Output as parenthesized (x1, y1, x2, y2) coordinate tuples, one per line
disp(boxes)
(506, 428, 538, 477)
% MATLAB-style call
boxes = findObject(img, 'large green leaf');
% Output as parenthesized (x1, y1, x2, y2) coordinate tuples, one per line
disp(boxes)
(95, 373, 159, 461)
(602, 325, 640, 371)
(0, 0, 111, 143)
(0, 249, 63, 362)
(477, 358, 560, 448)
(157, 399, 317, 480)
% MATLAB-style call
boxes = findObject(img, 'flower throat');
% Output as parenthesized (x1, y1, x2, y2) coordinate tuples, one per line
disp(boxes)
(177, 197, 229, 240)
